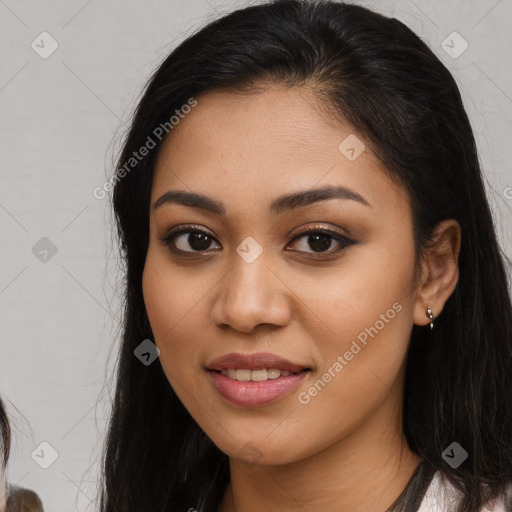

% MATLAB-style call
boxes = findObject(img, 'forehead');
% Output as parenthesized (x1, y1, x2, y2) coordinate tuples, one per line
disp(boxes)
(151, 85, 408, 214)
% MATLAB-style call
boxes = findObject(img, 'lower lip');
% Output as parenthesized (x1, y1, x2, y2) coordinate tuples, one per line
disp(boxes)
(208, 370, 309, 407)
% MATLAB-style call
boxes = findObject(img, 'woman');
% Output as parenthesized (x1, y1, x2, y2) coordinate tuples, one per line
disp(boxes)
(99, 1, 512, 511)
(0, 398, 44, 512)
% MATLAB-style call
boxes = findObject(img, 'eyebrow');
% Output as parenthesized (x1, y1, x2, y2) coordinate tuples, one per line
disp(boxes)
(153, 184, 371, 216)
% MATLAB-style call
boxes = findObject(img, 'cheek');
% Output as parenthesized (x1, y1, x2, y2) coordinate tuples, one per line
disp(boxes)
(314, 235, 414, 342)
(142, 250, 212, 379)
(142, 253, 232, 446)
(143, 247, 207, 330)
(284, 259, 415, 460)
(305, 233, 416, 392)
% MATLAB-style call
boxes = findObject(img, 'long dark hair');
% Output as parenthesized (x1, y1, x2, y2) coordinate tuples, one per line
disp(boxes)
(0, 398, 10, 470)
(100, 1, 512, 511)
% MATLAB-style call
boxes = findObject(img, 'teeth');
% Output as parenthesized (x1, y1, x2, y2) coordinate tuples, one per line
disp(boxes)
(267, 369, 281, 379)
(251, 369, 268, 381)
(219, 368, 299, 381)
(236, 369, 251, 381)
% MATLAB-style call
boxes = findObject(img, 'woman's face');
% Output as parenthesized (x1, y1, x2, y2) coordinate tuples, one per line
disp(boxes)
(142, 85, 420, 465)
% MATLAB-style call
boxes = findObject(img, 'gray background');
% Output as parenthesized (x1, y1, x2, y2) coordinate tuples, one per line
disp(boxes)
(1, 0, 511, 510)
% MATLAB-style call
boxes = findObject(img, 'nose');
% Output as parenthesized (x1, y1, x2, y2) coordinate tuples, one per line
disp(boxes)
(210, 253, 292, 333)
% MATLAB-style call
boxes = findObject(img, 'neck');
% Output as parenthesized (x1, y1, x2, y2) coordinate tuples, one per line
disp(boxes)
(218, 394, 423, 512)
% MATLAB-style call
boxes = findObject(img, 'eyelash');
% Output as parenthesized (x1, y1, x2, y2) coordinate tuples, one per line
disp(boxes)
(158, 223, 355, 258)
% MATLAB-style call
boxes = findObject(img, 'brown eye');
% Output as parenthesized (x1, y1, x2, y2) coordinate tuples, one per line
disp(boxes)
(158, 224, 354, 257)
(159, 226, 221, 254)
(287, 228, 354, 255)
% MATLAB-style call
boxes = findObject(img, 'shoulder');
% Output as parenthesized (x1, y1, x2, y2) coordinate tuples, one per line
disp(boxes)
(417, 472, 512, 512)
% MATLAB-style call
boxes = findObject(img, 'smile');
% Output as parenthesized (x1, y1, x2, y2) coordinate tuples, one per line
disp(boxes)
(218, 368, 296, 381)
(208, 369, 310, 407)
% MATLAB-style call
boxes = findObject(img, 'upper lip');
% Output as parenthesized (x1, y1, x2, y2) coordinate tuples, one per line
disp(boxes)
(206, 352, 310, 372)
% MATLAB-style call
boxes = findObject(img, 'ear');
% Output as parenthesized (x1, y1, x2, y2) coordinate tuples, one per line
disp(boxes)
(413, 219, 461, 327)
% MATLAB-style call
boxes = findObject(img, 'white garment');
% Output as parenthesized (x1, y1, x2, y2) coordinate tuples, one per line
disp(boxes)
(417, 472, 509, 512)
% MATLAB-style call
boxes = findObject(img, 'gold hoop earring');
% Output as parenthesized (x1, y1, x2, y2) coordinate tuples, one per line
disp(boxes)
(426, 308, 435, 330)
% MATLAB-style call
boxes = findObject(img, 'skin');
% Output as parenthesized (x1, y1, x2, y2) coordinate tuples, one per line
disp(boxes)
(142, 84, 461, 512)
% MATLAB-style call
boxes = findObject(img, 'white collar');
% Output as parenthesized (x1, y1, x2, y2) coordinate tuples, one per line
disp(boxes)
(417, 472, 508, 512)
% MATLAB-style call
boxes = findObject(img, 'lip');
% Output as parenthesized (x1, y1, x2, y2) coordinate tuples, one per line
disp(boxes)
(206, 352, 311, 407)
(206, 352, 309, 373)
(208, 370, 310, 407)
